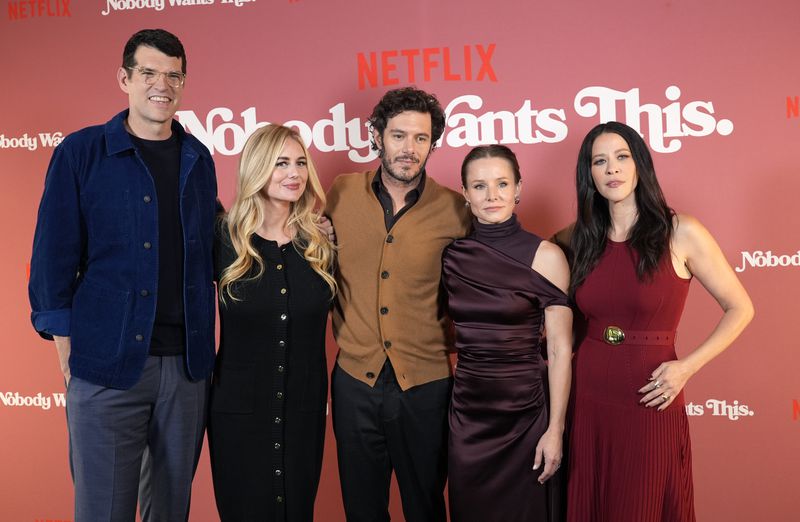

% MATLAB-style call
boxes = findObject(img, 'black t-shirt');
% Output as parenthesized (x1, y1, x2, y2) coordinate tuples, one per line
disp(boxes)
(130, 133, 185, 356)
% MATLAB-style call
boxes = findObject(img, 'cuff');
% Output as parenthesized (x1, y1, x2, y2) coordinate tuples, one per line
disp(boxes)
(31, 309, 71, 340)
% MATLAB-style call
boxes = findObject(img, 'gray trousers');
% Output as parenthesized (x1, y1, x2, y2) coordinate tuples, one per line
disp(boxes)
(66, 355, 208, 522)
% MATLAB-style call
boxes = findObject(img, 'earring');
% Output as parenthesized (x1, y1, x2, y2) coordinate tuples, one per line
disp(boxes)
(464, 201, 470, 207)
(514, 197, 520, 204)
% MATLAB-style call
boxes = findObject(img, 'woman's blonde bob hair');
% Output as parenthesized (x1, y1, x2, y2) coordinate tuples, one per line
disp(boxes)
(219, 124, 336, 302)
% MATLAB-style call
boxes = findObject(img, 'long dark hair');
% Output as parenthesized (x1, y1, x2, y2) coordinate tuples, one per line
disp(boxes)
(570, 122, 675, 294)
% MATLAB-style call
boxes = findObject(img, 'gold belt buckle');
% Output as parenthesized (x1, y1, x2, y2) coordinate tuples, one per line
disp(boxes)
(603, 326, 625, 345)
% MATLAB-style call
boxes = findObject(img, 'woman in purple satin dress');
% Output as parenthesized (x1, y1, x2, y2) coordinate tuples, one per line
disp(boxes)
(442, 145, 573, 522)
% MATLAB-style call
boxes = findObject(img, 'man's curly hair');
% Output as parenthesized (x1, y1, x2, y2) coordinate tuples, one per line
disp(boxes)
(368, 87, 446, 152)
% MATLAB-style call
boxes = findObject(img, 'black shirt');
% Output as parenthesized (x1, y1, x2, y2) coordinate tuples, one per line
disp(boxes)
(371, 168, 427, 231)
(130, 132, 185, 356)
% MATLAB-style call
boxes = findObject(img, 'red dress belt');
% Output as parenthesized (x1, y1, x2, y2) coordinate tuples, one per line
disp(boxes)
(588, 325, 677, 346)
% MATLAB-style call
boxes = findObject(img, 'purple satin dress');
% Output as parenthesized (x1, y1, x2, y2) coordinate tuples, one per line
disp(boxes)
(442, 215, 569, 522)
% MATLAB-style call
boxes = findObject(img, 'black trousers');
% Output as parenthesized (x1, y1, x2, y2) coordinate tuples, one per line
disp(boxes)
(332, 360, 451, 522)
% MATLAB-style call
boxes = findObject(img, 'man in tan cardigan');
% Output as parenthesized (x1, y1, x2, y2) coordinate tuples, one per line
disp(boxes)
(327, 87, 471, 521)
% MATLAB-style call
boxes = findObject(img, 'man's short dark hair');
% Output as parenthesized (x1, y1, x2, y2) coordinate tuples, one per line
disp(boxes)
(368, 87, 446, 152)
(122, 29, 187, 75)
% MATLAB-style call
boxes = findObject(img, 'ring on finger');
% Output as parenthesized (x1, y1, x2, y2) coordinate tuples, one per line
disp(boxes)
(661, 393, 670, 402)
(653, 380, 662, 389)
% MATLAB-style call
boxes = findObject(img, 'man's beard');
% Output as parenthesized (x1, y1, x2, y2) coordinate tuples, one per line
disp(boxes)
(380, 152, 429, 185)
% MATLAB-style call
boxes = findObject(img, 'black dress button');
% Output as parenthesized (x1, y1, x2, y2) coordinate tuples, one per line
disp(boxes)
(278, 340, 286, 347)
(384, 341, 392, 349)
(274, 417, 282, 424)
(274, 442, 281, 450)
(277, 365, 284, 373)
(381, 271, 389, 279)
(143, 242, 151, 249)
(276, 496, 283, 503)
(140, 289, 149, 297)
(276, 392, 283, 399)
(143, 195, 151, 203)
(366, 372, 375, 379)
(275, 469, 282, 476)
(280, 313, 287, 321)
(380, 307, 389, 315)
(386, 235, 394, 243)
(135, 334, 144, 342)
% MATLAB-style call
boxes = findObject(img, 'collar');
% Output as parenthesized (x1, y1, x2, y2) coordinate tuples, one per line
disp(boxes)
(104, 109, 189, 156)
(473, 213, 521, 241)
(371, 167, 427, 203)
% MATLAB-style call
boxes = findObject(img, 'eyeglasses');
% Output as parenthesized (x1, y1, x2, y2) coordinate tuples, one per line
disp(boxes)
(125, 66, 186, 88)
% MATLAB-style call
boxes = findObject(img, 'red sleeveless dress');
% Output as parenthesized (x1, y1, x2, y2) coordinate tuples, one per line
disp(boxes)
(567, 240, 695, 522)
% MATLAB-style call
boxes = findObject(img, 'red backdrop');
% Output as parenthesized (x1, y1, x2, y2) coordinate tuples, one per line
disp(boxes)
(1, 1, 798, 520)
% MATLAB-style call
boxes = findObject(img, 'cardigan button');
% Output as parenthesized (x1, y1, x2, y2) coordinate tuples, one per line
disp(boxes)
(381, 271, 390, 279)
(386, 235, 394, 243)
(366, 372, 375, 379)
(380, 307, 389, 315)
(384, 341, 392, 349)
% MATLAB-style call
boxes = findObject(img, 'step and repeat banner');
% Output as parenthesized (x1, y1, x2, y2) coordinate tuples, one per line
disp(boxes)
(1, 1, 798, 520)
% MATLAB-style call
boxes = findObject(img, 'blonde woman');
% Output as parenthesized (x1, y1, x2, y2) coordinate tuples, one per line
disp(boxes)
(207, 124, 336, 522)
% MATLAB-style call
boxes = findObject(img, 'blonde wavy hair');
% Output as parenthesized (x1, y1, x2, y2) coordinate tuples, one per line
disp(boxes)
(219, 124, 336, 303)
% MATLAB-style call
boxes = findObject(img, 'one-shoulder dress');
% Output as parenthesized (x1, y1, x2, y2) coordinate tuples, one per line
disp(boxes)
(567, 239, 695, 522)
(442, 215, 569, 522)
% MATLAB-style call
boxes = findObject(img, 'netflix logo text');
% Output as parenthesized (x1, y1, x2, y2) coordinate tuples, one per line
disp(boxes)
(357, 44, 497, 90)
(7, 0, 71, 20)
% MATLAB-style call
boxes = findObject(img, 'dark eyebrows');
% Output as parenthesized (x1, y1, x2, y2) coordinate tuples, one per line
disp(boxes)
(387, 128, 430, 139)
(592, 148, 630, 160)
(138, 66, 182, 74)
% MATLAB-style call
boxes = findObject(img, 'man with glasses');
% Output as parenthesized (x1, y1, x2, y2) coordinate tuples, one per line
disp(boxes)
(29, 29, 216, 521)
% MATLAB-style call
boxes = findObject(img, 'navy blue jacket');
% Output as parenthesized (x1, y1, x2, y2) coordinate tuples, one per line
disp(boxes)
(29, 110, 218, 389)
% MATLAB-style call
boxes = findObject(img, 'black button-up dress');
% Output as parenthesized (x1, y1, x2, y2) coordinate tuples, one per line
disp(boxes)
(208, 226, 330, 521)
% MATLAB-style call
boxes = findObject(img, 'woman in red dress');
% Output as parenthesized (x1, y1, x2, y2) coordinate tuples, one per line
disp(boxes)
(558, 122, 754, 522)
